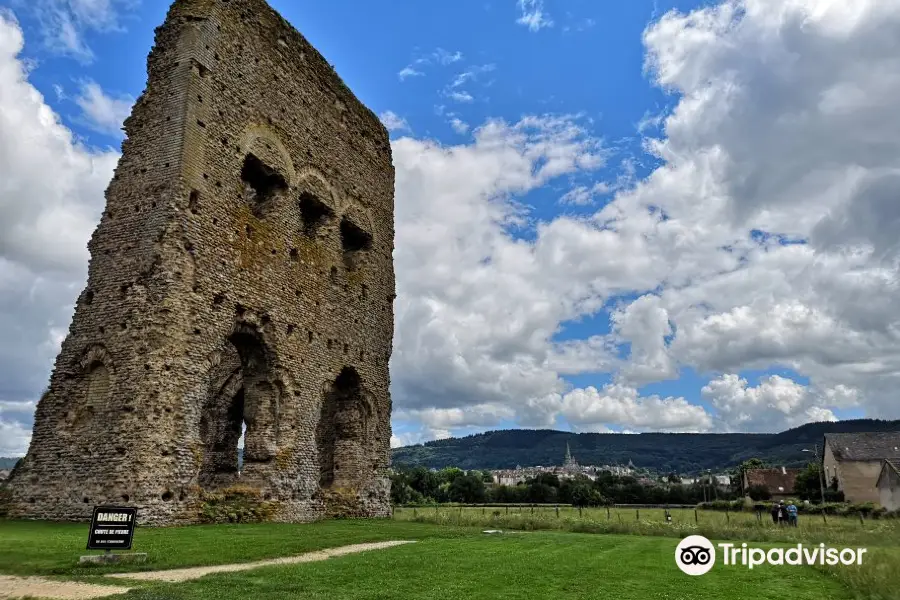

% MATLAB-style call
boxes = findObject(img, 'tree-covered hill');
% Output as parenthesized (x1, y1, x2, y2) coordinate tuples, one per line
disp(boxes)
(390, 419, 900, 473)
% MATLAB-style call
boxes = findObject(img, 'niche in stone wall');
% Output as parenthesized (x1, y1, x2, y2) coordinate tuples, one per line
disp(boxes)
(198, 325, 280, 489)
(71, 361, 109, 431)
(67, 347, 113, 435)
(340, 218, 372, 271)
(241, 154, 287, 218)
(299, 192, 333, 238)
(316, 367, 374, 489)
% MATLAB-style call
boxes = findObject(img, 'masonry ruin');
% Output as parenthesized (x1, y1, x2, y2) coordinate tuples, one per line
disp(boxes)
(6, 0, 395, 524)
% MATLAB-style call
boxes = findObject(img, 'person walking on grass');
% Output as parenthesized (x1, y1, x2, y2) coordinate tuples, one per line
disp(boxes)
(771, 502, 780, 524)
(786, 501, 798, 527)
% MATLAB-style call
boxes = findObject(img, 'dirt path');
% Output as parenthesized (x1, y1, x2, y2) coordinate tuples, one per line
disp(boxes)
(106, 540, 415, 583)
(0, 576, 130, 600)
(1, 540, 415, 599)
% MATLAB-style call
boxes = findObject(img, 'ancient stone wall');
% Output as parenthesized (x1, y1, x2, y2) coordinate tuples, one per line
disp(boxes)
(7, 0, 395, 524)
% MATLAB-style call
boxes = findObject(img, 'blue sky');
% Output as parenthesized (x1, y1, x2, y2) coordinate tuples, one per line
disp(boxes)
(0, 0, 897, 454)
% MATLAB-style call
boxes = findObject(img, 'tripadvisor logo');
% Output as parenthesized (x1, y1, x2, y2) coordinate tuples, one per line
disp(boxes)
(676, 535, 716, 576)
(675, 535, 868, 576)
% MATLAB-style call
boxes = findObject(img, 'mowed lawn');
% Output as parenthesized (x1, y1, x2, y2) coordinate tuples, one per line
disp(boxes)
(0, 520, 853, 600)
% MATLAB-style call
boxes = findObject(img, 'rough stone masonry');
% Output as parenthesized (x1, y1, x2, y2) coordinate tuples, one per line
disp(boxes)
(6, 0, 395, 524)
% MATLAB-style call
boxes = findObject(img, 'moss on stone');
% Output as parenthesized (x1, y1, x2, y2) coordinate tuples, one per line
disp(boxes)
(198, 484, 280, 523)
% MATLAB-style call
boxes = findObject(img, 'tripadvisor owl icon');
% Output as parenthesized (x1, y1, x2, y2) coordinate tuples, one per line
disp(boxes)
(676, 535, 716, 576)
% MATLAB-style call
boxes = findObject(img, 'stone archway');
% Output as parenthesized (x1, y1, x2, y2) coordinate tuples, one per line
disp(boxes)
(317, 367, 375, 490)
(198, 324, 280, 490)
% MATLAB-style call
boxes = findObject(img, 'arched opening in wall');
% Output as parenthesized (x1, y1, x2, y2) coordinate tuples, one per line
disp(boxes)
(317, 367, 372, 489)
(241, 154, 287, 219)
(299, 192, 333, 238)
(198, 327, 279, 489)
(340, 218, 372, 271)
(199, 375, 244, 488)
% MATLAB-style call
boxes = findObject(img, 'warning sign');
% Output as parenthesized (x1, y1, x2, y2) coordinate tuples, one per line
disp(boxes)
(86, 506, 137, 550)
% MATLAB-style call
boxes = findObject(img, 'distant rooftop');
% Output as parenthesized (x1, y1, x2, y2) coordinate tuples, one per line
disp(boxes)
(825, 432, 900, 461)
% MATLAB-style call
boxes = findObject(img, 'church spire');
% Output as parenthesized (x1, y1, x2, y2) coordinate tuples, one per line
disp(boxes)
(563, 442, 577, 470)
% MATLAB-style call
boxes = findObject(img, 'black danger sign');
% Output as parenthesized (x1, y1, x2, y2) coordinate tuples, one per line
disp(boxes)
(86, 506, 137, 550)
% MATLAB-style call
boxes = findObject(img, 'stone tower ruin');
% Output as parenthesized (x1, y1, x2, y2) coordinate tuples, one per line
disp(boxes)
(7, 0, 395, 524)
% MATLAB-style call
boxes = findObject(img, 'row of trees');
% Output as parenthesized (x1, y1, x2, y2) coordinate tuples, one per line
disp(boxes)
(389, 466, 739, 506)
(390, 456, 848, 507)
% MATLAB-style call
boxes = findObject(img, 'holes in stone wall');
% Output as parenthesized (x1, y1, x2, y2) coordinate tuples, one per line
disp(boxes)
(84, 290, 94, 305)
(308, 330, 314, 343)
(242, 154, 287, 218)
(287, 324, 295, 336)
(299, 192, 333, 237)
(330, 266, 338, 283)
(213, 292, 226, 306)
(162, 490, 174, 501)
(290, 248, 298, 261)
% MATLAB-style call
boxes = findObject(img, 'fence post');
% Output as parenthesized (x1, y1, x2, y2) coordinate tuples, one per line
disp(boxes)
(694, 509, 699, 523)
(579, 506, 583, 518)
(531, 504, 534, 515)
(726, 507, 730, 523)
(482, 506, 486, 516)
(556, 505, 560, 518)
(459, 506, 463, 518)
(822, 510, 827, 524)
(859, 512, 864, 526)
(756, 511, 761, 523)
(506, 505, 509, 515)
(607, 506, 611, 520)
(413, 507, 417, 518)
(636, 509, 640, 521)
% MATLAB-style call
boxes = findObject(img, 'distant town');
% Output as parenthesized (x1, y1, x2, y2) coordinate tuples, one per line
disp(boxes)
(486, 443, 729, 488)
(389, 432, 900, 511)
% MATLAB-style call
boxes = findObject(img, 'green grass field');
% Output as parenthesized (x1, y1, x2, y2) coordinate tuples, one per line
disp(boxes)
(394, 505, 900, 545)
(0, 517, 895, 600)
